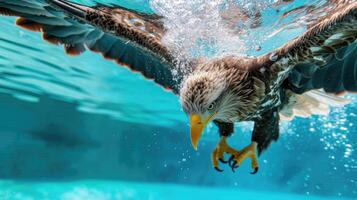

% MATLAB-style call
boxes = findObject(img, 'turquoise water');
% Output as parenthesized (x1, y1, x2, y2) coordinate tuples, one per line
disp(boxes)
(0, 180, 355, 200)
(0, 0, 356, 199)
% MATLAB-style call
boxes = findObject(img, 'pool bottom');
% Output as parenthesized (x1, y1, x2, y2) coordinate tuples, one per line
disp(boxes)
(0, 180, 352, 200)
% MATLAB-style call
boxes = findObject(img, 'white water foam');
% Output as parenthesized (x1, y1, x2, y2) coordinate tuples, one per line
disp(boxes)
(150, 0, 276, 59)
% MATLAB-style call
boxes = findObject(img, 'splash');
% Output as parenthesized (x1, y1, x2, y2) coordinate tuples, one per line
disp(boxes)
(150, 0, 348, 62)
(149, 0, 284, 83)
(265, 0, 352, 43)
(150, 0, 276, 60)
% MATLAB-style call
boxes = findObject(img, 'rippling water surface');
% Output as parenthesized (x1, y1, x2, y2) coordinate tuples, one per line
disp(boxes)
(0, 0, 356, 199)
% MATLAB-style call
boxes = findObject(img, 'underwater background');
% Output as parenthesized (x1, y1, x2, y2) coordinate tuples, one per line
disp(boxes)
(0, 0, 356, 199)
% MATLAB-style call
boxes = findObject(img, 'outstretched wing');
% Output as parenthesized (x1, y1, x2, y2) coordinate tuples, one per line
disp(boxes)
(0, 0, 182, 92)
(262, 1, 357, 94)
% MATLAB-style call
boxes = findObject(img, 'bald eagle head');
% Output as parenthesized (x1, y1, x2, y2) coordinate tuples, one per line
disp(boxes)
(180, 71, 229, 150)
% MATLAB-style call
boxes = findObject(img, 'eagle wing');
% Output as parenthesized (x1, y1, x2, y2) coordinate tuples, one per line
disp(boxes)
(0, 0, 183, 93)
(262, 1, 357, 94)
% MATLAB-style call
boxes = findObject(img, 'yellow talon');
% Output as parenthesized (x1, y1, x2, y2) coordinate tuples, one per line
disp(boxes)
(211, 136, 240, 172)
(229, 142, 259, 174)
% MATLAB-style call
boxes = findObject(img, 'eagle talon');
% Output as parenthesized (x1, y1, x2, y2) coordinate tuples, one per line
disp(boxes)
(250, 167, 259, 175)
(228, 155, 236, 167)
(231, 163, 239, 172)
(219, 158, 228, 163)
(215, 167, 224, 172)
(211, 136, 241, 172)
(230, 142, 259, 174)
(230, 160, 237, 168)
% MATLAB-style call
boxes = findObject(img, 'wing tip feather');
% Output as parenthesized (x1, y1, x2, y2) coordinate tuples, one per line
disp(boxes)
(64, 44, 84, 56)
(0, 8, 17, 16)
(42, 33, 61, 45)
(15, 17, 63, 46)
(16, 17, 43, 32)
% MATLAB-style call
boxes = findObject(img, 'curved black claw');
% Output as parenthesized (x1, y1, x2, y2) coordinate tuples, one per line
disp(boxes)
(214, 167, 224, 172)
(250, 167, 259, 175)
(219, 158, 228, 164)
(231, 161, 239, 172)
(228, 155, 235, 167)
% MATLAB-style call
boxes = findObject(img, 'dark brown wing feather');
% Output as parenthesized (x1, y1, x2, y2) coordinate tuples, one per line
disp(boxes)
(0, 0, 181, 92)
(287, 43, 356, 94)
(263, 2, 357, 94)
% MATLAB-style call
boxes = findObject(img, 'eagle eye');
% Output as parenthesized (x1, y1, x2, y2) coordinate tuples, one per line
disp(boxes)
(207, 101, 216, 110)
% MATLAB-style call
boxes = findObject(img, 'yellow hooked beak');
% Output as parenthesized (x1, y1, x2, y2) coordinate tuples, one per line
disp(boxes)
(189, 113, 216, 151)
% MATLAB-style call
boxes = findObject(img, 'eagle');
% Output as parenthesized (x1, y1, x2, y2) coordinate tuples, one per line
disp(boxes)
(0, 0, 356, 174)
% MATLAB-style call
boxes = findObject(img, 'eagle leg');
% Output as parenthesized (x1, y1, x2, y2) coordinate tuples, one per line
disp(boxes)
(211, 136, 241, 172)
(252, 108, 280, 156)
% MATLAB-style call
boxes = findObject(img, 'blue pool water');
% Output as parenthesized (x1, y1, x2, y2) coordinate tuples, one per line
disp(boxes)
(0, 0, 356, 199)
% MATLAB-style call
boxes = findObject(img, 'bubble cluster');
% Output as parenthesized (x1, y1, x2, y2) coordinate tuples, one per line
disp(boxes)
(149, 0, 288, 64)
(317, 95, 357, 170)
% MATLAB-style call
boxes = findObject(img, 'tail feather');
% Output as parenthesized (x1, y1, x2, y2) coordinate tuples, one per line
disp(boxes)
(280, 90, 351, 121)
